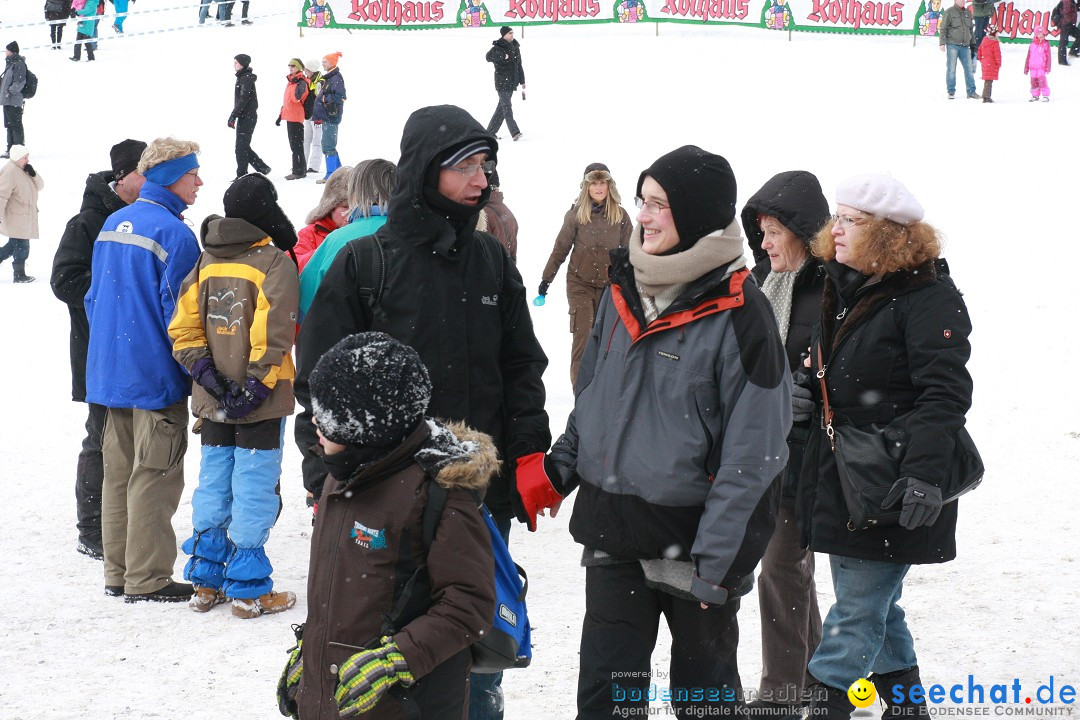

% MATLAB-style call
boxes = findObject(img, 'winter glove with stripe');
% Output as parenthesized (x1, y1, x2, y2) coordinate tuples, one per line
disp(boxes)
(881, 476, 943, 529)
(223, 375, 271, 420)
(335, 636, 414, 717)
(276, 630, 304, 719)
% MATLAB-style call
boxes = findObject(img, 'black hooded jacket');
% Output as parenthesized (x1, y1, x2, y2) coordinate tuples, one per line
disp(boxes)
(295, 105, 550, 522)
(741, 170, 829, 501)
(51, 171, 128, 402)
(485, 38, 525, 92)
(231, 66, 258, 121)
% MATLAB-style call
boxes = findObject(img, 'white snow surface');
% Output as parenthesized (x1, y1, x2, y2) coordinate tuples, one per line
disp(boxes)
(1, 2, 1079, 718)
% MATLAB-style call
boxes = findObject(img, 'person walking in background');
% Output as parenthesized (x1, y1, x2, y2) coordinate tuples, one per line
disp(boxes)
(0, 145, 44, 283)
(230, 54, 271, 180)
(71, 0, 99, 62)
(740, 170, 830, 716)
(84, 137, 203, 603)
(537, 163, 632, 386)
(1055, 0, 1079, 65)
(1025, 26, 1052, 101)
(977, 23, 1001, 102)
(169, 173, 299, 619)
(294, 165, 350, 272)
(298, 158, 395, 320)
(278, 58, 309, 181)
(970, 0, 997, 58)
(302, 58, 323, 175)
(478, 169, 518, 261)
(111, 0, 131, 33)
(2, 42, 27, 155)
(45, 0, 73, 49)
(51, 139, 147, 559)
(485, 26, 525, 141)
(314, 52, 345, 183)
(796, 174, 973, 720)
(939, 0, 978, 98)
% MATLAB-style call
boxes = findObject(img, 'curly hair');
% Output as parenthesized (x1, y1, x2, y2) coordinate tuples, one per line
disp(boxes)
(810, 215, 941, 274)
(136, 138, 200, 175)
(575, 169, 625, 226)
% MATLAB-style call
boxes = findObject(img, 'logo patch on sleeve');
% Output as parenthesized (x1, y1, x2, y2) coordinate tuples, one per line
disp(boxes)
(350, 521, 388, 549)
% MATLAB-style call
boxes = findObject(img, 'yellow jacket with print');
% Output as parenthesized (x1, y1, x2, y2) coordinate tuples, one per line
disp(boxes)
(169, 215, 299, 423)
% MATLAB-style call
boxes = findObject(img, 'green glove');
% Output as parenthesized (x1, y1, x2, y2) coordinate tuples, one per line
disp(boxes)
(335, 636, 415, 717)
(277, 629, 304, 718)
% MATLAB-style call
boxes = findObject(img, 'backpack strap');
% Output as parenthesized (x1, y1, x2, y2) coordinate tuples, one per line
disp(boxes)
(348, 233, 387, 323)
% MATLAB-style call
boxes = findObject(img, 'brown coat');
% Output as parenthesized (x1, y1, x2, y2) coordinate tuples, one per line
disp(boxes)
(0, 160, 43, 240)
(541, 204, 632, 289)
(478, 188, 518, 261)
(298, 421, 497, 720)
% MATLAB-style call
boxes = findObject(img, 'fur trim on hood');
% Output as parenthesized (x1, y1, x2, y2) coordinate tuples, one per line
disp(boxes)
(414, 419, 499, 492)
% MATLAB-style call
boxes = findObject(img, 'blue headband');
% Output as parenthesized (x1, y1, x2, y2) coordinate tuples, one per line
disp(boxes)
(143, 153, 199, 187)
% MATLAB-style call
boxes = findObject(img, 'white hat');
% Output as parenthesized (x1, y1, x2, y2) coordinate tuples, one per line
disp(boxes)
(8, 144, 28, 162)
(304, 58, 321, 72)
(836, 173, 924, 226)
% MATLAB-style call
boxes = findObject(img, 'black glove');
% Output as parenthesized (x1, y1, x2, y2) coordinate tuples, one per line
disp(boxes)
(881, 477, 943, 529)
(190, 357, 235, 402)
(23, 163, 35, 177)
(275, 115, 282, 127)
(70, 8, 78, 17)
(228, 115, 237, 129)
(537, 280, 550, 297)
(791, 381, 813, 423)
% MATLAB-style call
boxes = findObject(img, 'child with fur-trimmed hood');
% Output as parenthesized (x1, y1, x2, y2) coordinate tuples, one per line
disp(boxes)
(280, 332, 496, 720)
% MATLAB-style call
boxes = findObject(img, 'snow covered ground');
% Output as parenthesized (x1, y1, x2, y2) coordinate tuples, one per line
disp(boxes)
(1, 1, 1078, 718)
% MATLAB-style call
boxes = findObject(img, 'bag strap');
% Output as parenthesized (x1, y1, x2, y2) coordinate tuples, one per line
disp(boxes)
(349, 234, 386, 321)
(816, 343, 836, 451)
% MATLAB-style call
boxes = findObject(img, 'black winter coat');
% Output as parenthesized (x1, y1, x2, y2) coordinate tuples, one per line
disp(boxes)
(295, 105, 550, 523)
(743, 169, 830, 502)
(797, 259, 973, 565)
(486, 39, 525, 91)
(231, 66, 258, 121)
(50, 171, 127, 403)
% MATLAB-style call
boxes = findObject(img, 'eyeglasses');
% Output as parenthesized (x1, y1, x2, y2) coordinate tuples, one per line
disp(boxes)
(831, 213, 867, 229)
(635, 197, 670, 215)
(446, 160, 496, 177)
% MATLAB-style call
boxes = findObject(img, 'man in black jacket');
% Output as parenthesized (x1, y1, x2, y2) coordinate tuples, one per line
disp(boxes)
(50, 139, 146, 561)
(295, 105, 550, 720)
(485, 27, 526, 141)
(229, 54, 270, 180)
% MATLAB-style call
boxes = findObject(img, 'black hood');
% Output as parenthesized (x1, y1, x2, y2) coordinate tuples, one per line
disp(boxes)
(740, 170, 829, 265)
(384, 105, 498, 255)
(81, 170, 127, 217)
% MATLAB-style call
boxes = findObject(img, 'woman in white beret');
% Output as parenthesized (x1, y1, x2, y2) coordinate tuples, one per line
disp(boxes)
(795, 174, 974, 720)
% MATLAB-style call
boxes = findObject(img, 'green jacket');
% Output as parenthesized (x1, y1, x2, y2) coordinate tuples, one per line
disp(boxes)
(940, 5, 975, 45)
(971, 0, 996, 18)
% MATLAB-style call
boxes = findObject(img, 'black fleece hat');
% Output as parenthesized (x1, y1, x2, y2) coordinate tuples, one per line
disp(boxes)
(309, 332, 432, 447)
(636, 145, 737, 255)
(110, 139, 147, 181)
(500, 25, 513, 37)
(234, 53, 251, 68)
(6, 42, 18, 55)
(223, 174, 298, 252)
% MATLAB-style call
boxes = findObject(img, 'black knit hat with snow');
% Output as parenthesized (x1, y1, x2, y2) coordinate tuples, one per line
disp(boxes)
(636, 145, 737, 256)
(309, 332, 432, 448)
(223, 173, 298, 252)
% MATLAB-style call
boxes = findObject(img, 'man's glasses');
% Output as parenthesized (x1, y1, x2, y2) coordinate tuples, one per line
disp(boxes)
(635, 197, 670, 215)
(447, 160, 496, 177)
(831, 214, 867, 229)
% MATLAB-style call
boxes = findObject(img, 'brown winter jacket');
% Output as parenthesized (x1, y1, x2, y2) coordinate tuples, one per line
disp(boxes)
(541, 204, 632, 289)
(169, 215, 299, 423)
(297, 420, 497, 720)
(0, 160, 43, 240)
(478, 188, 518, 261)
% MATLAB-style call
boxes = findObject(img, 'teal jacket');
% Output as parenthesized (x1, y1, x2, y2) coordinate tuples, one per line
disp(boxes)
(77, 0, 100, 36)
(297, 209, 387, 321)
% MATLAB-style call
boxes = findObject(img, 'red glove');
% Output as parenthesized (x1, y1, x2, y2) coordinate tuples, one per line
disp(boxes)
(514, 453, 563, 532)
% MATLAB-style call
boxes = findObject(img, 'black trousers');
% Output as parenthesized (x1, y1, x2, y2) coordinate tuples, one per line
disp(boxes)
(46, 11, 67, 45)
(72, 31, 96, 61)
(3, 105, 24, 151)
(486, 89, 519, 136)
(1059, 23, 1080, 60)
(234, 115, 268, 176)
(577, 562, 744, 719)
(76, 403, 108, 546)
(286, 121, 305, 175)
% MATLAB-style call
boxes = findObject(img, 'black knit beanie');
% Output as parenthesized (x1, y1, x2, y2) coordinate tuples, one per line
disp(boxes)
(636, 145, 737, 255)
(223, 174, 298, 252)
(110, 139, 147, 181)
(234, 53, 251, 68)
(6, 42, 18, 55)
(499, 25, 513, 37)
(309, 332, 432, 448)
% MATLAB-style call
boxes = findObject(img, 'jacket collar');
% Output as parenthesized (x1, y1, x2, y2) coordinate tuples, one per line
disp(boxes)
(136, 181, 188, 218)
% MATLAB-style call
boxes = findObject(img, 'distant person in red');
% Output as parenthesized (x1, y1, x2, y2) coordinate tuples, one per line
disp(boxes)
(977, 23, 1001, 102)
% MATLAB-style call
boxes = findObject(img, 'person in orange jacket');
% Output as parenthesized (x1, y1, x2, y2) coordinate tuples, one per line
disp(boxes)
(278, 58, 309, 180)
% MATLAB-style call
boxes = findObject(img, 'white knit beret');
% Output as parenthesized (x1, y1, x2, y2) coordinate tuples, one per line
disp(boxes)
(836, 174, 924, 226)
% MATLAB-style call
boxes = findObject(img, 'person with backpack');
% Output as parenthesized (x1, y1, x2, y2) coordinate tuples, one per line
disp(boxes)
(229, 54, 271, 181)
(294, 104, 551, 720)
(1, 42, 27, 156)
(277, 331, 496, 719)
(278, 58, 309, 181)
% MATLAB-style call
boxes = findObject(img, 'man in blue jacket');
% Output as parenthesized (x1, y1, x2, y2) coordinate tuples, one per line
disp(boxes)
(85, 137, 203, 603)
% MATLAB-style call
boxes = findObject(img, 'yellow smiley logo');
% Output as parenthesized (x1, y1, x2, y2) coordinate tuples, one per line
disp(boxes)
(848, 678, 877, 708)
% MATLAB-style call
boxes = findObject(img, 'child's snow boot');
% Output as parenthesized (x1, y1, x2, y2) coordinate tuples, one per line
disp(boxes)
(232, 590, 296, 619)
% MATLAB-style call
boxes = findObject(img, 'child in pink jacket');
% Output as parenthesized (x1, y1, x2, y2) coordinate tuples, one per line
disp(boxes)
(1025, 26, 1052, 101)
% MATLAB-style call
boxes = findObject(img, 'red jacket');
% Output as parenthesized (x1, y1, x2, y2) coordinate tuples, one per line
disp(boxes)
(294, 217, 340, 272)
(280, 70, 308, 124)
(978, 36, 1001, 80)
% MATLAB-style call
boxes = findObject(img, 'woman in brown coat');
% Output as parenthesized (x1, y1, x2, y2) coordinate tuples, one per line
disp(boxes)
(0, 144, 43, 283)
(538, 163, 632, 385)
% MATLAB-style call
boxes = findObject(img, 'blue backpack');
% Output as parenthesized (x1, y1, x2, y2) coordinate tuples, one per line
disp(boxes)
(422, 482, 531, 673)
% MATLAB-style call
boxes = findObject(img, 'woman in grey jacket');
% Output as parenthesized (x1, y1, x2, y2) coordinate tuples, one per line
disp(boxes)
(529, 146, 793, 720)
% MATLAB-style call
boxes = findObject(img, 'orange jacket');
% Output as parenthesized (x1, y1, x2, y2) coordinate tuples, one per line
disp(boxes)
(280, 70, 308, 124)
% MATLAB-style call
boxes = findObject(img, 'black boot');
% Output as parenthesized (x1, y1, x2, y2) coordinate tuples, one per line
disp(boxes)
(13, 262, 35, 283)
(872, 667, 931, 719)
(788, 684, 855, 720)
